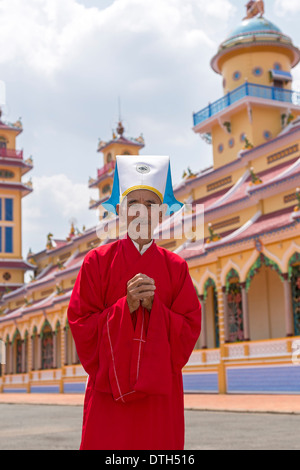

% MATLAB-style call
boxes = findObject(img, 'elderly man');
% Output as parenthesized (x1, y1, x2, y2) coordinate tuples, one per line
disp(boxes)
(67, 155, 201, 450)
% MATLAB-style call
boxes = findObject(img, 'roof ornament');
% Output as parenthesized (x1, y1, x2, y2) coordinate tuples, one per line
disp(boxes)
(46, 232, 54, 250)
(206, 223, 221, 244)
(244, 0, 264, 20)
(249, 167, 262, 186)
(116, 120, 125, 137)
(294, 187, 300, 212)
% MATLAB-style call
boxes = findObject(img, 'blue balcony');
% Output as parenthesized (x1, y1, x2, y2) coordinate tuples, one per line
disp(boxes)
(193, 82, 300, 127)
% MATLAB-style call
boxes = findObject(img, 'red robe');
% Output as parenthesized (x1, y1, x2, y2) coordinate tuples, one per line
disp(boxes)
(67, 233, 201, 450)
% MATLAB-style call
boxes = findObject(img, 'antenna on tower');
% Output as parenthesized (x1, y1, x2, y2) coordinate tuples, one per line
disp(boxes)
(118, 95, 122, 122)
(116, 96, 125, 136)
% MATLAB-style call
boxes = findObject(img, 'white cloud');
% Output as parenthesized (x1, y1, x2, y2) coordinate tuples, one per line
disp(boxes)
(0, 0, 237, 256)
(0, 0, 102, 75)
(22, 174, 99, 254)
(0, 0, 234, 76)
(275, 0, 300, 15)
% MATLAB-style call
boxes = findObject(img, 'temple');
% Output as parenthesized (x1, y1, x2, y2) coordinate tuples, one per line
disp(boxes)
(174, 9, 300, 393)
(0, 5, 299, 394)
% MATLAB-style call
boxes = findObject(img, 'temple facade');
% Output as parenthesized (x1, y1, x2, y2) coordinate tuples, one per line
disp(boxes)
(175, 13, 300, 393)
(0, 7, 299, 394)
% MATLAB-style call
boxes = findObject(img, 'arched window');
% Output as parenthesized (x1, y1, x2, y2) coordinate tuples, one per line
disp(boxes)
(203, 278, 219, 348)
(288, 253, 300, 336)
(225, 269, 244, 342)
(0, 136, 7, 149)
(41, 324, 53, 370)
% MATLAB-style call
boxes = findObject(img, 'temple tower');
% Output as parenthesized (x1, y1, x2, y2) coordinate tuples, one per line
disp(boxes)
(89, 121, 145, 220)
(193, 3, 300, 169)
(0, 108, 34, 296)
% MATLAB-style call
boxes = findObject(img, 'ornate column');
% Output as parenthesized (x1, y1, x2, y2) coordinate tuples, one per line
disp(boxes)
(72, 338, 78, 364)
(241, 282, 250, 341)
(282, 273, 294, 337)
(199, 295, 207, 349)
(216, 262, 228, 394)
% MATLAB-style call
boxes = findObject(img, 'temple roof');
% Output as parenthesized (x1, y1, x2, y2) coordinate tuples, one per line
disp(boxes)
(176, 205, 299, 261)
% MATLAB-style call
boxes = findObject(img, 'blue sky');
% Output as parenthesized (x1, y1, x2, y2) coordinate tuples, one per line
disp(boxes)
(0, 0, 299, 258)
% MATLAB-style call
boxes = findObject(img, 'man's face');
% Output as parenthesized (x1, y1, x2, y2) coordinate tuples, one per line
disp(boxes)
(116, 189, 167, 240)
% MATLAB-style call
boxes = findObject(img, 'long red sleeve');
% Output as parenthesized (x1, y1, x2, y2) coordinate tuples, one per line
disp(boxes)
(67, 250, 126, 380)
(67, 247, 201, 403)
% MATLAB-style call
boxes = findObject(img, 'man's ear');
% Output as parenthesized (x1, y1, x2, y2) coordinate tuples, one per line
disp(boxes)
(116, 204, 120, 216)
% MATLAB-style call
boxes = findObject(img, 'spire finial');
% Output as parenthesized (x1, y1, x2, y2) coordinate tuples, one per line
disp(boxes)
(117, 120, 124, 136)
(117, 96, 125, 136)
(244, 0, 264, 20)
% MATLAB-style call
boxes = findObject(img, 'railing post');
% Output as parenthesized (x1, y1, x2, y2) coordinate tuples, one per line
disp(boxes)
(208, 103, 212, 118)
(245, 80, 249, 96)
(272, 85, 275, 100)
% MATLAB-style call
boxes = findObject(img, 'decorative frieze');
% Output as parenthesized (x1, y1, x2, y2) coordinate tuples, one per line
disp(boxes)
(267, 144, 299, 165)
(210, 216, 240, 231)
(207, 175, 232, 192)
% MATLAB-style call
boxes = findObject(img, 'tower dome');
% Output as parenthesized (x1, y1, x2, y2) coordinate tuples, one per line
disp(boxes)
(211, 16, 300, 74)
(226, 16, 283, 42)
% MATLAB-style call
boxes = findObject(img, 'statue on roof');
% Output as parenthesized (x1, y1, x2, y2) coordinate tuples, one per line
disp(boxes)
(244, 0, 264, 20)
(116, 120, 125, 137)
(46, 232, 54, 250)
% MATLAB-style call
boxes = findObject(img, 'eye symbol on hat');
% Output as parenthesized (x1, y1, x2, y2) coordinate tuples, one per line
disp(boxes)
(136, 163, 150, 174)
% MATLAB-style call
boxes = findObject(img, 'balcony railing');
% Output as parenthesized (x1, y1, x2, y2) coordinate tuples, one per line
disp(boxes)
(193, 82, 300, 127)
(97, 160, 116, 179)
(0, 148, 23, 159)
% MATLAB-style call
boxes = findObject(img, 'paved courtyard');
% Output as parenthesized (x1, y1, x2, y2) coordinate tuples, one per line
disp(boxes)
(0, 403, 299, 450)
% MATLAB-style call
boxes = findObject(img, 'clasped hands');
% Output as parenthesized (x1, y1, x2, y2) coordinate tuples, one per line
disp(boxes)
(126, 273, 156, 314)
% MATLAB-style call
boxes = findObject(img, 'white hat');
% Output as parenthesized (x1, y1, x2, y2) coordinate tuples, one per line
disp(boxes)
(102, 155, 183, 215)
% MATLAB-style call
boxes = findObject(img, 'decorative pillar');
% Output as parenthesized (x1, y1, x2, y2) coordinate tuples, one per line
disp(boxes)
(72, 338, 78, 364)
(282, 273, 294, 337)
(241, 282, 250, 341)
(199, 295, 207, 349)
(216, 262, 228, 394)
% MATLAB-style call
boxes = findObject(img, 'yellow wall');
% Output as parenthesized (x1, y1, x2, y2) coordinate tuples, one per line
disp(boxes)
(103, 144, 140, 165)
(220, 48, 292, 94)
(212, 108, 252, 169)
(0, 130, 17, 150)
(251, 106, 282, 147)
